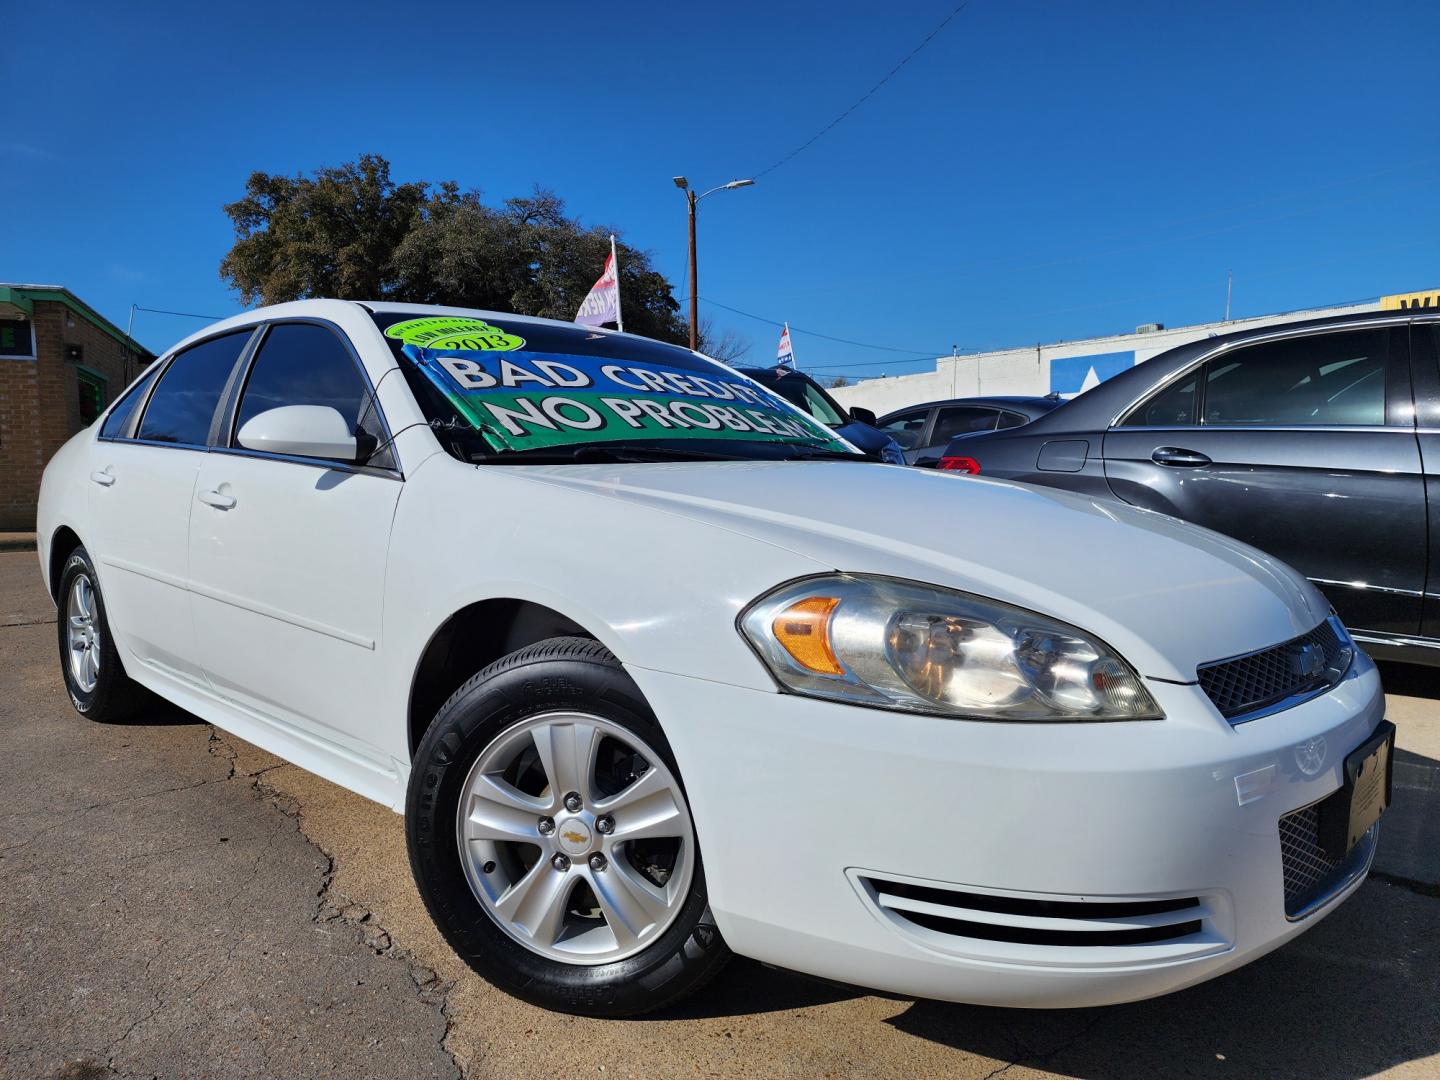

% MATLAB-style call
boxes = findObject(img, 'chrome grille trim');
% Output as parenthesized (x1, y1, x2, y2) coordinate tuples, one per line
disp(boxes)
(1197, 617, 1352, 724)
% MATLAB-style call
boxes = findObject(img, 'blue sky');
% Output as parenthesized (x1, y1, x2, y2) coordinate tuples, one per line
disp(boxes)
(5, 0, 1437, 378)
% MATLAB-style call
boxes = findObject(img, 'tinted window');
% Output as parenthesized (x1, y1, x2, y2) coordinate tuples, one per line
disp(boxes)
(878, 409, 929, 449)
(788, 378, 846, 427)
(235, 323, 377, 444)
(932, 406, 1001, 443)
(742, 369, 847, 426)
(99, 364, 161, 439)
(1203, 329, 1388, 426)
(138, 332, 251, 445)
(1124, 371, 1197, 427)
(997, 411, 1030, 430)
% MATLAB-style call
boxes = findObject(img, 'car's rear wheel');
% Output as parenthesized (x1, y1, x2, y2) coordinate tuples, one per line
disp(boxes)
(406, 636, 730, 1016)
(55, 546, 145, 722)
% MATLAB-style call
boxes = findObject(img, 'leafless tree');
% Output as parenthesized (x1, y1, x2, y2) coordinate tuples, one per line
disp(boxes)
(694, 316, 752, 365)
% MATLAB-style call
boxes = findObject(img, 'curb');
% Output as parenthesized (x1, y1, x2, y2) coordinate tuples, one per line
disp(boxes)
(0, 538, 37, 553)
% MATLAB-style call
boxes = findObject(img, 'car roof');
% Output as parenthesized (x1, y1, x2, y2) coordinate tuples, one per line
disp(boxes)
(154, 299, 706, 360)
(989, 305, 1434, 437)
(878, 396, 1060, 420)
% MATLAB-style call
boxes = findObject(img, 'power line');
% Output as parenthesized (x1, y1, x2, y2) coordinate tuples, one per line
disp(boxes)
(753, 1, 976, 180)
(133, 304, 227, 320)
(805, 356, 945, 371)
(700, 296, 963, 356)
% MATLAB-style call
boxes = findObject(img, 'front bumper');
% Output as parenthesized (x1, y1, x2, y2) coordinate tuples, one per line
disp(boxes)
(627, 651, 1385, 1008)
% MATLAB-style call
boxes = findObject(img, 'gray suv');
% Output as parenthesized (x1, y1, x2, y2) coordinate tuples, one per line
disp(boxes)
(942, 307, 1440, 666)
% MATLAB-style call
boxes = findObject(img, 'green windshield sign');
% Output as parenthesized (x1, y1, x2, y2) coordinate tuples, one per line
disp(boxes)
(400, 340, 852, 455)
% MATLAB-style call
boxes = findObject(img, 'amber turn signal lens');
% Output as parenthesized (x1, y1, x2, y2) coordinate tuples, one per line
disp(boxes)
(772, 596, 844, 675)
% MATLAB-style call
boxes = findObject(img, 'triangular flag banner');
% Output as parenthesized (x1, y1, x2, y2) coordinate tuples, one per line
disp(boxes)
(776, 323, 795, 367)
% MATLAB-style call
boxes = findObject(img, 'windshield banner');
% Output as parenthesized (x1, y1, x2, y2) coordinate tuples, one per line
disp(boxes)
(386, 319, 850, 454)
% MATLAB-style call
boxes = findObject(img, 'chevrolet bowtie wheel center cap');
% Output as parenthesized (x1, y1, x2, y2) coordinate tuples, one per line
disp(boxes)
(554, 817, 594, 856)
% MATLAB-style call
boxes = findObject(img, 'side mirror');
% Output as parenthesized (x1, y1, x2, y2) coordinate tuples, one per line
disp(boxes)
(236, 405, 358, 462)
(849, 406, 878, 426)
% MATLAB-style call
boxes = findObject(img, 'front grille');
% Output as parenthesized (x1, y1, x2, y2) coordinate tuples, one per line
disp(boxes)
(1278, 795, 1376, 918)
(1197, 618, 1351, 723)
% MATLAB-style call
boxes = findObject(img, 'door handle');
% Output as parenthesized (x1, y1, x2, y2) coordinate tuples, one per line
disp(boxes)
(89, 470, 115, 487)
(1150, 446, 1212, 468)
(197, 488, 236, 510)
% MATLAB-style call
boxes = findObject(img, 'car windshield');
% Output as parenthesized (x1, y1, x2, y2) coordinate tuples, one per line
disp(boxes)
(739, 367, 848, 427)
(372, 311, 858, 464)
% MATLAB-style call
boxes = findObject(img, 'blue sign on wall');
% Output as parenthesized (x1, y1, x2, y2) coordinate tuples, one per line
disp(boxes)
(1049, 351, 1134, 398)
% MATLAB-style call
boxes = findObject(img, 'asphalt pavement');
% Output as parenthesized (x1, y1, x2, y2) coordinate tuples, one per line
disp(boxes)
(2, 549, 1437, 1079)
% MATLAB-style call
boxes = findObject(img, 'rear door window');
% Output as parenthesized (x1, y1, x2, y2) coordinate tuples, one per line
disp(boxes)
(931, 406, 1001, 443)
(137, 331, 252, 446)
(99, 364, 162, 440)
(1201, 329, 1389, 426)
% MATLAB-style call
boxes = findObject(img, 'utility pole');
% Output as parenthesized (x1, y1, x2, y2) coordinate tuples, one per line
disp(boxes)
(686, 189, 699, 350)
(1225, 270, 1233, 322)
(672, 176, 755, 352)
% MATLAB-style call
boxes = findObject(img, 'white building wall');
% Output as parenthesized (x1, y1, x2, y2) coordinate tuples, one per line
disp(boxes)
(830, 300, 1378, 416)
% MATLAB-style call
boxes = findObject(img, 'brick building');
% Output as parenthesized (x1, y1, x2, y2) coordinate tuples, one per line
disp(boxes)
(0, 285, 155, 530)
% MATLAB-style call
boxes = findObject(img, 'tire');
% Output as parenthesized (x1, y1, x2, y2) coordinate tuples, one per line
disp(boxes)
(55, 546, 146, 723)
(406, 636, 730, 1017)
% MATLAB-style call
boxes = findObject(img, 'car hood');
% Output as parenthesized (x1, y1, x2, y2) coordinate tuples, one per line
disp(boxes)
(512, 460, 1329, 682)
(832, 420, 889, 453)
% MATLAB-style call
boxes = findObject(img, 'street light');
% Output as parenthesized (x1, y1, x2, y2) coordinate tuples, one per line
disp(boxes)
(674, 175, 755, 351)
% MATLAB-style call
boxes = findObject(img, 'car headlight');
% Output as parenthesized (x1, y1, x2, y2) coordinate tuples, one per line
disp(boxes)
(739, 575, 1162, 721)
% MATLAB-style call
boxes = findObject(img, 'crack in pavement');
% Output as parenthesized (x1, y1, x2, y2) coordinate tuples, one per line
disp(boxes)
(205, 730, 465, 1079)
(979, 1012, 1110, 1080)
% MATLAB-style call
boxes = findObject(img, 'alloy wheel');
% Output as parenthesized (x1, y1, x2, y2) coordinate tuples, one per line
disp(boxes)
(455, 711, 695, 964)
(66, 573, 101, 694)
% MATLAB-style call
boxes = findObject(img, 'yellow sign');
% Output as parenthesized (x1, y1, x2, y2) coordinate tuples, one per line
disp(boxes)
(1380, 289, 1440, 311)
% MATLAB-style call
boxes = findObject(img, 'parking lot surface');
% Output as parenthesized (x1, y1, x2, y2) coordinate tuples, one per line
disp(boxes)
(2, 549, 1437, 1079)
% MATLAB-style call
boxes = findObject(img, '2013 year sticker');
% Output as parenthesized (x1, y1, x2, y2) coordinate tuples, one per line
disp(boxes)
(385, 317, 525, 352)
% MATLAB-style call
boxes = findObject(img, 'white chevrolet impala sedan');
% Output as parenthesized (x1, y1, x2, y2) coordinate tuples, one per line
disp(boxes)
(38, 300, 1393, 1017)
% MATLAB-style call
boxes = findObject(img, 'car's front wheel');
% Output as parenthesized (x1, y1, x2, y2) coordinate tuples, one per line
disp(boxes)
(406, 636, 730, 1017)
(55, 546, 146, 722)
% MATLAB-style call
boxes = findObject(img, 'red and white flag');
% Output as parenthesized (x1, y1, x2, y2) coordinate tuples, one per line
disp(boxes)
(576, 235, 623, 330)
(776, 322, 795, 367)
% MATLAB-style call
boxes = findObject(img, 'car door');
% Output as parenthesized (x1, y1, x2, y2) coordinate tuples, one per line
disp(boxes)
(186, 319, 402, 765)
(877, 408, 934, 464)
(87, 329, 257, 686)
(1409, 318, 1440, 644)
(918, 405, 1004, 465)
(1101, 323, 1424, 636)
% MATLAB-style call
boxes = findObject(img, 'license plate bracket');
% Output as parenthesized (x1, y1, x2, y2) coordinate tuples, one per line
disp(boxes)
(1318, 720, 1395, 859)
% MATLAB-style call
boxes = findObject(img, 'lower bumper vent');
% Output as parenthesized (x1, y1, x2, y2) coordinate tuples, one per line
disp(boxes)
(1278, 796, 1377, 919)
(854, 874, 1231, 966)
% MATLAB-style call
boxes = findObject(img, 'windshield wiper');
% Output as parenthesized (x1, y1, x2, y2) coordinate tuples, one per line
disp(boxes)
(777, 446, 873, 462)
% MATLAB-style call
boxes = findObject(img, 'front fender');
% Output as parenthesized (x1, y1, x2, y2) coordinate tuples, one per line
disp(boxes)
(377, 455, 825, 761)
